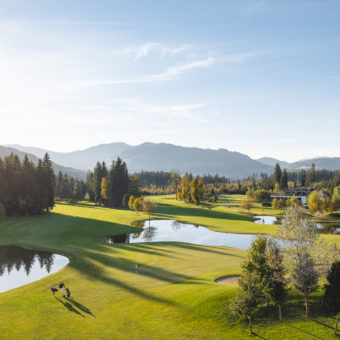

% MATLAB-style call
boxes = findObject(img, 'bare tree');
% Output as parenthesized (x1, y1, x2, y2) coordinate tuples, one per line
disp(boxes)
(241, 197, 254, 214)
(142, 200, 156, 221)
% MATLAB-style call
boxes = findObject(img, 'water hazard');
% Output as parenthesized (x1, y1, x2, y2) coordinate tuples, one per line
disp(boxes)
(103, 219, 258, 249)
(254, 215, 340, 234)
(254, 215, 278, 225)
(0, 245, 69, 293)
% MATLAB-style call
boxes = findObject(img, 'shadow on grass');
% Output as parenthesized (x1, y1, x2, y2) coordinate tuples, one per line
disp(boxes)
(68, 298, 95, 317)
(3, 211, 243, 308)
(287, 324, 324, 339)
(251, 332, 267, 339)
(154, 203, 254, 222)
(56, 297, 84, 317)
(312, 319, 340, 337)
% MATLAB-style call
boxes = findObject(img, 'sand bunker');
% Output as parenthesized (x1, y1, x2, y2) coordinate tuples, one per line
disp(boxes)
(215, 275, 239, 285)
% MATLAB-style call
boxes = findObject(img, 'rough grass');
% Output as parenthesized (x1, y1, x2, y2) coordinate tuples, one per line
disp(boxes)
(0, 195, 339, 339)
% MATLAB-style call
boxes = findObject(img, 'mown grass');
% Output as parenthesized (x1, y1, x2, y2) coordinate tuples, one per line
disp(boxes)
(0, 195, 339, 339)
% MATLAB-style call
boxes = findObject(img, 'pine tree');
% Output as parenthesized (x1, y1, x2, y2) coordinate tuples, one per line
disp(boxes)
(56, 171, 64, 199)
(323, 261, 340, 334)
(41, 153, 55, 212)
(92, 162, 103, 206)
(107, 158, 129, 207)
(273, 163, 282, 188)
(280, 169, 288, 189)
(309, 163, 316, 184)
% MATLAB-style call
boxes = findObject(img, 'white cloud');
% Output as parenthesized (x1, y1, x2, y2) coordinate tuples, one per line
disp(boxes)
(76, 57, 214, 86)
(134, 43, 160, 61)
(223, 51, 262, 64)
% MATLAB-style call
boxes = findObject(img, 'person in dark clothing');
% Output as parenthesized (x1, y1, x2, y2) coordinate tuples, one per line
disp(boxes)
(50, 283, 58, 297)
(59, 282, 65, 297)
(65, 287, 71, 299)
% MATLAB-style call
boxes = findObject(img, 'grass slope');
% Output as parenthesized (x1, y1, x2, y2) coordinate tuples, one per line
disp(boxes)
(0, 195, 338, 339)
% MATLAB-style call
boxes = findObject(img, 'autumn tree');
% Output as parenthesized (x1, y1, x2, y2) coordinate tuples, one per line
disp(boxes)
(179, 175, 191, 202)
(332, 186, 340, 210)
(272, 198, 279, 209)
(241, 197, 253, 213)
(142, 200, 156, 220)
(133, 196, 144, 213)
(307, 190, 322, 213)
(101, 177, 109, 201)
(128, 195, 135, 210)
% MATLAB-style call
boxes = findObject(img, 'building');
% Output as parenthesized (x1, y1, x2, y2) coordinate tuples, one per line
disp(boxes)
(270, 188, 314, 208)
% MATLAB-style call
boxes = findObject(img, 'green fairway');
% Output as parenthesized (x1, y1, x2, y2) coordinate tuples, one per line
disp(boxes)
(0, 195, 339, 339)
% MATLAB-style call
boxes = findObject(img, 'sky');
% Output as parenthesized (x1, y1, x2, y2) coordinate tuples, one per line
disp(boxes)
(0, 0, 339, 162)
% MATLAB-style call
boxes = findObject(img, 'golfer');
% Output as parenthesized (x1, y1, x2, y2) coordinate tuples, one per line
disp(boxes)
(59, 282, 65, 296)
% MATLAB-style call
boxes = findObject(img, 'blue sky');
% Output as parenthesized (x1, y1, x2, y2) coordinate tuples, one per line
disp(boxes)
(0, 0, 339, 161)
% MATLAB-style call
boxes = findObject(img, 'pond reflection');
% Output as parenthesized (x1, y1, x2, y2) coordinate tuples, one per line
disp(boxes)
(254, 215, 278, 225)
(104, 220, 257, 249)
(0, 245, 69, 293)
(316, 223, 340, 235)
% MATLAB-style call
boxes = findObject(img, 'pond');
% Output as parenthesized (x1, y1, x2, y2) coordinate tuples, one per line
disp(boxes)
(0, 245, 69, 293)
(104, 219, 257, 249)
(254, 215, 278, 225)
(316, 223, 340, 235)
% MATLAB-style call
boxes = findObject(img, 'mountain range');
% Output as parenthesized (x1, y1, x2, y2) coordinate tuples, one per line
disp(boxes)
(2, 143, 340, 179)
(0, 146, 86, 180)
(257, 156, 340, 171)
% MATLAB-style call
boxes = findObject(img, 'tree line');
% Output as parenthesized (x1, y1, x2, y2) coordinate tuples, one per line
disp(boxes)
(0, 153, 55, 218)
(55, 172, 87, 202)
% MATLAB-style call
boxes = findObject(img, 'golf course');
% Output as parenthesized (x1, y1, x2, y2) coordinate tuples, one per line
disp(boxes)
(0, 195, 339, 339)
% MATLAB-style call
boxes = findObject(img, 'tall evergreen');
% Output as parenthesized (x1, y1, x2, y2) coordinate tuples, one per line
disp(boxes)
(41, 153, 56, 212)
(280, 169, 288, 189)
(309, 163, 316, 184)
(273, 163, 282, 187)
(107, 158, 129, 207)
(92, 162, 104, 205)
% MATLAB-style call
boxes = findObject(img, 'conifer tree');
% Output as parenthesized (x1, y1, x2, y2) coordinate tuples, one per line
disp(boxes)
(280, 169, 288, 189)
(323, 261, 340, 334)
(92, 162, 103, 206)
(273, 163, 282, 188)
(41, 153, 55, 212)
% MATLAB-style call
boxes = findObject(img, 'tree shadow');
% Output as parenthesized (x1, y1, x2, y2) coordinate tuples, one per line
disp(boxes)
(287, 324, 324, 339)
(4, 211, 242, 311)
(312, 319, 340, 336)
(68, 298, 95, 317)
(251, 332, 267, 339)
(56, 297, 84, 317)
(169, 242, 245, 257)
(154, 203, 254, 222)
